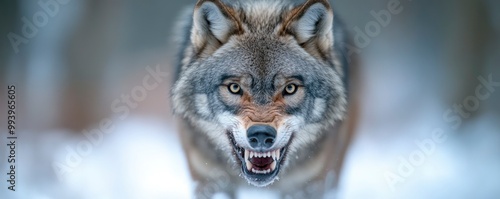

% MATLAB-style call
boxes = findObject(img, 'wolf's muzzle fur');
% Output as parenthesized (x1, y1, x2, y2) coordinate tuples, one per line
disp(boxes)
(171, 0, 358, 198)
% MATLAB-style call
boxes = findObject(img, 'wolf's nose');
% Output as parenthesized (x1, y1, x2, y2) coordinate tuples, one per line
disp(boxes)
(247, 125, 276, 150)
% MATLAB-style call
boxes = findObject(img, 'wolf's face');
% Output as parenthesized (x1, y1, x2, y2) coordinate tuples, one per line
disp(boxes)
(172, 0, 347, 187)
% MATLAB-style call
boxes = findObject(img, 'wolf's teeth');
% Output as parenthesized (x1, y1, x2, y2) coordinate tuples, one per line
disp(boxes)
(248, 151, 281, 159)
(270, 160, 276, 171)
(249, 168, 273, 174)
(246, 161, 252, 171)
(244, 150, 252, 170)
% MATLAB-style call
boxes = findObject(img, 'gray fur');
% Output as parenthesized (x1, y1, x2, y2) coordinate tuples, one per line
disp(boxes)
(171, 0, 354, 197)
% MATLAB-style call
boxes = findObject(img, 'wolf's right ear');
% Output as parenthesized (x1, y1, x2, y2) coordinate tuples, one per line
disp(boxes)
(191, 0, 243, 57)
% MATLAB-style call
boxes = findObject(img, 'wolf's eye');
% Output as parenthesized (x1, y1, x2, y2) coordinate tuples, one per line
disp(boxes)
(284, 84, 297, 95)
(228, 83, 242, 94)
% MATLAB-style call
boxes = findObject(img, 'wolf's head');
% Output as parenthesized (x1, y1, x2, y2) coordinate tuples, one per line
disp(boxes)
(172, 0, 347, 187)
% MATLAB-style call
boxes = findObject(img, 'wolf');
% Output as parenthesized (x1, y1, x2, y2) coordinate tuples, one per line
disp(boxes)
(171, 0, 359, 198)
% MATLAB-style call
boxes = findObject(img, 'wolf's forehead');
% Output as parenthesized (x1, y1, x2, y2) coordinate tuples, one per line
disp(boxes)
(233, 45, 302, 77)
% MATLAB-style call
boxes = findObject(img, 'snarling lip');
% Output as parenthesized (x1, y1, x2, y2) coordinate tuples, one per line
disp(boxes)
(227, 132, 289, 186)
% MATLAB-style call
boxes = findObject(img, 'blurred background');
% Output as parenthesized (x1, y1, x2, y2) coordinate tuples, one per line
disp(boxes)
(1, 0, 499, 198)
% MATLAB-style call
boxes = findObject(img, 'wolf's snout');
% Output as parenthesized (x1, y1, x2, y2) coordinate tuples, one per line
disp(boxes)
(247, 125, 276, 149)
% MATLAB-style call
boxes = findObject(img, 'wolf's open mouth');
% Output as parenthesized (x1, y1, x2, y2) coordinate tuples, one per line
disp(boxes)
(227, 132, 288, 185)
(243, 149, 282, 174)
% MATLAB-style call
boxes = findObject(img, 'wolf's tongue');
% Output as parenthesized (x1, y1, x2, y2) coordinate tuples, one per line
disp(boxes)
(250, 157, 273, 167)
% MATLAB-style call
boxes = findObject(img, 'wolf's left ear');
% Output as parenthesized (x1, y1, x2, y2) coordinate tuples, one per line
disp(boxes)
(281, 0, 334, 59)
(191, 0, 243, 56)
